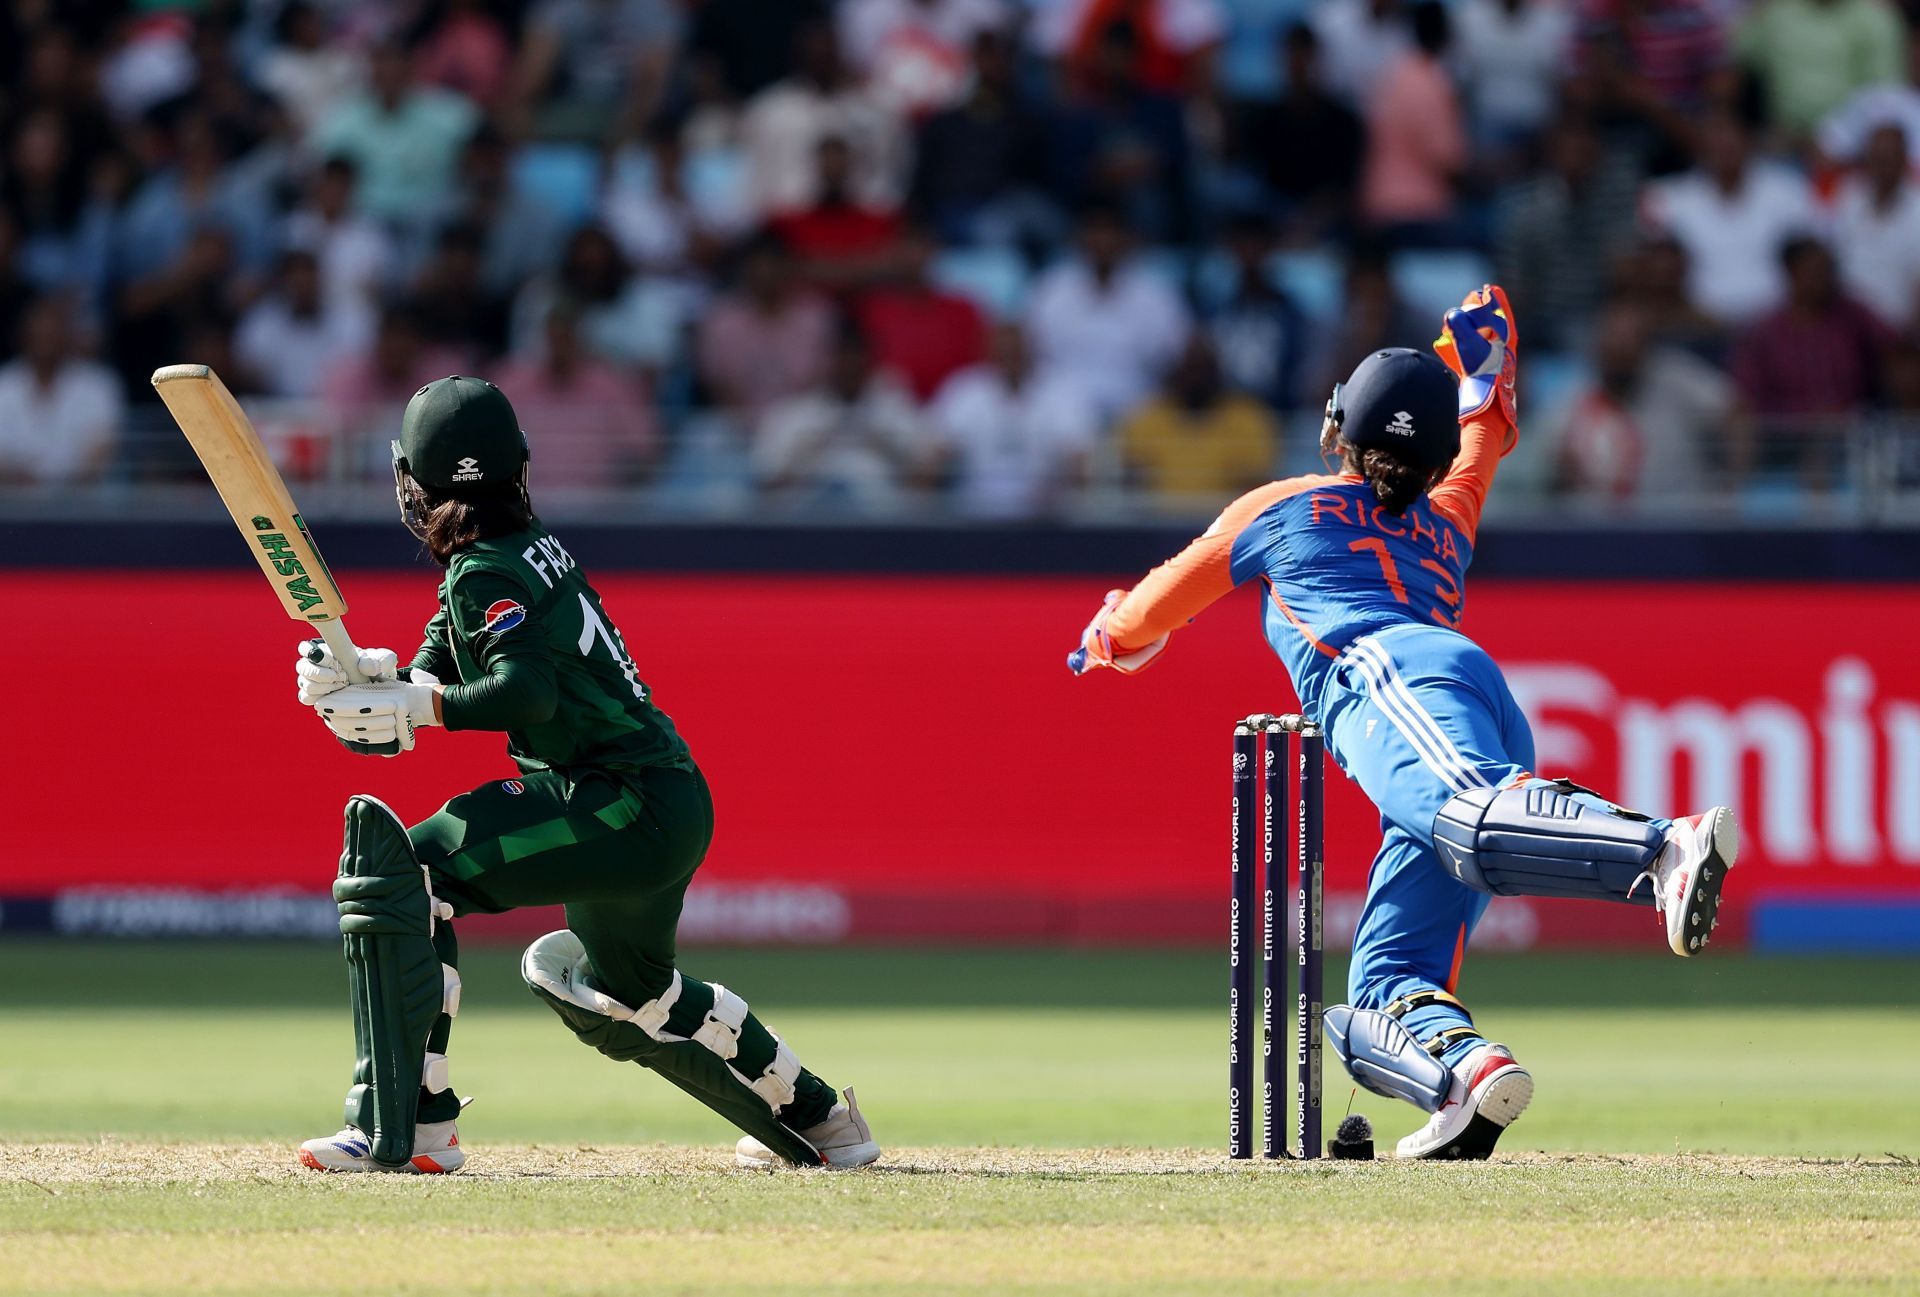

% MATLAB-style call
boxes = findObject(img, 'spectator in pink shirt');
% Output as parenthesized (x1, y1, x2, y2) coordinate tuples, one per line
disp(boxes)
(496, 302, 659, 487)
(414, 0, 513, 107)
(321, 305, 468, 415)
(697, 235, 836, 419)
(1361, 3, 1467, 242)
(1731, 236, 1892, 481)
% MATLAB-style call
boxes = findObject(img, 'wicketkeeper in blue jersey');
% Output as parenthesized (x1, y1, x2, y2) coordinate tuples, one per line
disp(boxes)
(1069, 286, 1738, 1159)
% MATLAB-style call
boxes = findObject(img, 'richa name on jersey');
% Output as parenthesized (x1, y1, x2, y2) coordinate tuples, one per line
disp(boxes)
(1308, 490, 1465, 566)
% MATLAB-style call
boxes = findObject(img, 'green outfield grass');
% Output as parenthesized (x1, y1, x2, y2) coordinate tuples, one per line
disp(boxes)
(1, 943, 1916, 1295)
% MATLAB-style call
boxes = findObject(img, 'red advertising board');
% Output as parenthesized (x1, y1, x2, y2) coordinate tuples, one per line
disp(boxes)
(5, 572, 1918, 949)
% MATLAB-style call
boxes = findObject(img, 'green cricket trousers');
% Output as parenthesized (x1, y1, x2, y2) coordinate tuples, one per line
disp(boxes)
(404, 762, 839, 1129)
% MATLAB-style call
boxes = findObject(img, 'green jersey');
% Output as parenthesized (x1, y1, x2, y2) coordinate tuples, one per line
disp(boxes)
(409, 522, 692, 776)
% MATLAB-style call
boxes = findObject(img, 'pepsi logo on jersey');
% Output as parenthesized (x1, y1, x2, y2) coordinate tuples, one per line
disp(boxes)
(484, 599, 527, 634)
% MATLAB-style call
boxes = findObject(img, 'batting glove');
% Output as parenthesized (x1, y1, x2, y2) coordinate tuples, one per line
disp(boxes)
(296, 638, 399, 706)
(1433, 284, 1517, 424)
(315, 671, 440, 757)
(1067, 589, 1171, 676)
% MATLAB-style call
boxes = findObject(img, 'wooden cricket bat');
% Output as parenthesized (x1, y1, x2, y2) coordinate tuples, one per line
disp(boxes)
(151, 364, 370, 684)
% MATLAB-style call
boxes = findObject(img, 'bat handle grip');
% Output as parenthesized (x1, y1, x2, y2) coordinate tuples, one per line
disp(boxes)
(316, 619, 372, 686)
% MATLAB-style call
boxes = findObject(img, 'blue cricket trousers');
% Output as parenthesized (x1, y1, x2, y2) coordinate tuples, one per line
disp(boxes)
(1321, 623, 1538, 1065)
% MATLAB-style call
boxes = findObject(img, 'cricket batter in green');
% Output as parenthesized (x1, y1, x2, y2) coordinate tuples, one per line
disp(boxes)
(292, 376, 879, 1173)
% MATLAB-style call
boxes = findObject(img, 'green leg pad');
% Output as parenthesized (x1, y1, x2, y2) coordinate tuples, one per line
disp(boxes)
(522, 936, 824, 1166)
(336, 796, 445, 1168)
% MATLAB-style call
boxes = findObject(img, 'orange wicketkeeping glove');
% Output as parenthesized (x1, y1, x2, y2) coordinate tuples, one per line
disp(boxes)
(1433, 284, 1517, 425)
(1066, 589, 1172, 676)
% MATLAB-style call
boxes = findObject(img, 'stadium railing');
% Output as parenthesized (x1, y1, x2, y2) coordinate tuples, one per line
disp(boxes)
(3, 401, 1918, 529)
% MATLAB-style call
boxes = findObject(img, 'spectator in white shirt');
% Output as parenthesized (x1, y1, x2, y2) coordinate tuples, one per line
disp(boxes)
(1639, 112, 1817, 325)
(1312, 0, 1411, 108)
(1816, 31, 1920, 166)
(741, 17, 907, 217)
(282, 157, 396, 320)
(1830, 123, 1920, 331)
(1025, 204, 1191, 422)
(0, 297, 123, 486)
(1453, 0, 1571, 151)
(234, 249, 373, 399)
(257, 2, 365, 136)
(931, 321, 1099, 519)
(601, 121, 753, 273)
(753, 325, 933, 512)
(512, 225, 695, 378)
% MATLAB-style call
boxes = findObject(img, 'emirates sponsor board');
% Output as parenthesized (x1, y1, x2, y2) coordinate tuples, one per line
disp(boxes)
(5, 572, 1916, 948)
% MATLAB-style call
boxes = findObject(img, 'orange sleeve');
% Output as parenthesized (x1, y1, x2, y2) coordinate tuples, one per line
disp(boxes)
(1427, 410, 1518, 546)
(1106, 477, 1332, 650)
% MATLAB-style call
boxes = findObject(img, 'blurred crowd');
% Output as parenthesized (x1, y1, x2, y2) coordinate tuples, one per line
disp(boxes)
(4, 0, 1920, 518)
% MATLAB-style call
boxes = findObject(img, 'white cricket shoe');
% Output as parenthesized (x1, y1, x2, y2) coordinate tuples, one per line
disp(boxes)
(735, 1087, 880, 1169)
(1641, 807, 1738, 957)
(1395, 1044, 1533, 1161)
(298, 1120, 465, 1174)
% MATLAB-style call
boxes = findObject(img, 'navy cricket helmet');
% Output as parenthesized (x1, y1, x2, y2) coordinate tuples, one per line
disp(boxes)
(1327, 348, 1460, 471)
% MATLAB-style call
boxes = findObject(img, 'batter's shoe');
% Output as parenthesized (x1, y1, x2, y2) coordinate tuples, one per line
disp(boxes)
(735, 1088, 880, 1169)
(1395, 1044, 1533, 1161)
(1639, 807, 1738, 957)
(298, 1120, 465, 1174)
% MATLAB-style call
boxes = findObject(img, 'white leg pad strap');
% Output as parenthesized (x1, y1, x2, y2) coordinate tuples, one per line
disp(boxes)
(420, 861, 452, 932)
(744, 1037, 801, 1111)
(691, 983, 749, 1061)
(628, 972, 683, 1038)
(442, 964, 462, 1018)
(422, 1050, 450, 1094)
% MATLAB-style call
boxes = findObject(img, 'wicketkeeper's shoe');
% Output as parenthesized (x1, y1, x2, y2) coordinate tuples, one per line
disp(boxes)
(1395, 1044, 1532, 1161)
(297, 1120, 465, 1174)
(1639, 807, 1738, 957)
(735, 1087, 880, 1169)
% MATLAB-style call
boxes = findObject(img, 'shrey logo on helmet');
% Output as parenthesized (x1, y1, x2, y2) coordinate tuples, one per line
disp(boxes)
(452, 456, 484, 482)
(484, 600, 526, 634)
(1387, 411, 1415, 437)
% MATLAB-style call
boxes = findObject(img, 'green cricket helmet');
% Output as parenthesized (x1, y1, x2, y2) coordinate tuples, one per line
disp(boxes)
(391, 375, 530, 534)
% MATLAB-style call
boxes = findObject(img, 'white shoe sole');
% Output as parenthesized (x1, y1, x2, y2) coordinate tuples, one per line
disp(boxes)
(1398, 1064, 1533, 1161)
(1672, 808, 1737, 957)
(1475, 1066, 1534, 1129)
(298, 1146, 464, 1174)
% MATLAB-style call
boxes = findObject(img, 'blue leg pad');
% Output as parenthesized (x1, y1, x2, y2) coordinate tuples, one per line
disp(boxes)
(1432, 779, 1664, 904)
(1324, 1005, 1452, 1113)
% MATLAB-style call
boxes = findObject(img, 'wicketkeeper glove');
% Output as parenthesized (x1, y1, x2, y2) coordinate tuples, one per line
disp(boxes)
(315, 671, 440, 756)
(296, 638, 400, 705)
(1067, 589, 1171, 676)
(1433, 284, 1517, 424)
